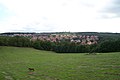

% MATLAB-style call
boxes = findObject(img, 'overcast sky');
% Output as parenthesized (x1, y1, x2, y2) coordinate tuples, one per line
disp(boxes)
(0, 0, 120, 33)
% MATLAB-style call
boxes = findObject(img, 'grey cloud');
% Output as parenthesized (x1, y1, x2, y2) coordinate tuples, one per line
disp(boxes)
(11, 27, 35, 32)
(80, 2, 95, 8)
(102, 0, 120, 17)
(11, 20, 57, 32)
(12, 27, 53, 32)
(22, 23, 55, 32)
(42, 17, 48, 20)
(97, 13, 118, 19)
(62, 3, 67, 7)
(98, 0, 120, 19)
(43, 24, 57, 31)
(23, 27, 36, 31)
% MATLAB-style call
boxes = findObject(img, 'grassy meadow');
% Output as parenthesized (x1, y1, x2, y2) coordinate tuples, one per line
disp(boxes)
(0, 46, 120, 80)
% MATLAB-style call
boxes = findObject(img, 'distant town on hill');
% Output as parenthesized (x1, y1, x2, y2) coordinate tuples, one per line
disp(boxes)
(1, 32, 120, 53)
(1, 32, 120, 43)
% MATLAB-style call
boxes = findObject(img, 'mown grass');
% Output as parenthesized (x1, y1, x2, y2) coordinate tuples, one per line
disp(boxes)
(0, 46, 120, 80)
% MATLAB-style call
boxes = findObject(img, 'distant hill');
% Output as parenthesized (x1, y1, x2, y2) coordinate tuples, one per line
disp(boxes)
(1, 32, 120, 40)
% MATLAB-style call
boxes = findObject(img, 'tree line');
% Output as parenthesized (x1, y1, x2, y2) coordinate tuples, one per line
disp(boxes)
(0, 36, 120, 53)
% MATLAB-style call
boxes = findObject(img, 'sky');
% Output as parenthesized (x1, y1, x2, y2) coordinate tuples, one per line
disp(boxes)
(0, 0, 120, 33)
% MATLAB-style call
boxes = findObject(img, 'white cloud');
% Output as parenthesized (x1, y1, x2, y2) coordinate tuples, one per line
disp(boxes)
(0, 0, 120, 33)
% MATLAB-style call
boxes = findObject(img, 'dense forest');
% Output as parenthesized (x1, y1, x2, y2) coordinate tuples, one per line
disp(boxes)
(0, 32, 120, 53)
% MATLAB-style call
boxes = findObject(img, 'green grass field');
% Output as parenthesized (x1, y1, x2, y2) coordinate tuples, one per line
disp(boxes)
(0, 46, 120, 80)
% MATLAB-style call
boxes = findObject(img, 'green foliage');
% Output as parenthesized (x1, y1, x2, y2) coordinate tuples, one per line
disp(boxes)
(0, 35, 120, 53)
(52, 42, 89, 53)
(33, 40, 52, 51)
(0, 36, 31, 47)
(96, 39, 120, 53)
(0, 36, 9, 46)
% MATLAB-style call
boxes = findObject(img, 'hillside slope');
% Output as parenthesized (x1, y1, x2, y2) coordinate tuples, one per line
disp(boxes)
(0, 46, 120, 80)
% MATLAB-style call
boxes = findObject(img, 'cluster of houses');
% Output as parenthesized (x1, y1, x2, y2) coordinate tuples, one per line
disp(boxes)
(31, 34, 99, 45)
(0, 33, 99, 45)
